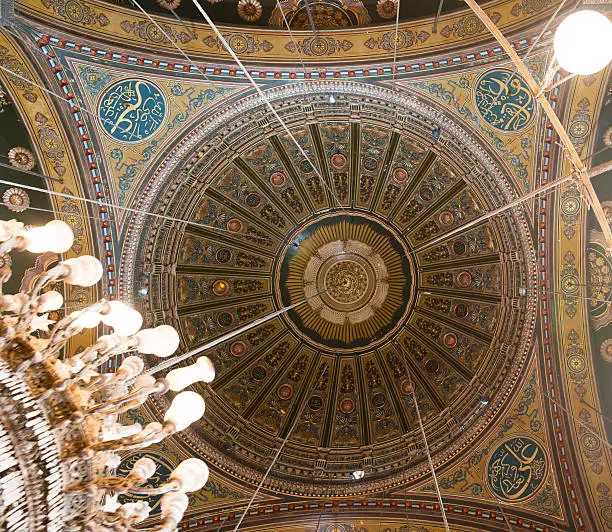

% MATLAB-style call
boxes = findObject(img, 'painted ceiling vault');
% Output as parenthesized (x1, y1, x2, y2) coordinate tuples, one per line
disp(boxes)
(0, 0, 611, 530)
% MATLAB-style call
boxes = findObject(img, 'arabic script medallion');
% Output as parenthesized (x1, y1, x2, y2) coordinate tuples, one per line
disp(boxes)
(474, 69, 535, 132)
(487, 436, 547, 501)
(117, 452, 172, 514)
(98, 79, 167, 143)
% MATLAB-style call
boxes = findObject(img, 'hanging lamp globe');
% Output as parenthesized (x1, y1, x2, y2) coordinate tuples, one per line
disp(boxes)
(553, 10, 612, 75)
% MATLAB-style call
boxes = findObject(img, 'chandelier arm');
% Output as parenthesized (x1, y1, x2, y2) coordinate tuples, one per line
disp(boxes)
(90, 423, 173, 452)
(84, 379, 168, 416)
(463, 0, 612, 252)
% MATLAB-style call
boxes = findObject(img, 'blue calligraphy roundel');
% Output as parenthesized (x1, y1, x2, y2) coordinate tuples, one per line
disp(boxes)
(474, 69, 535, 132)
(98, 79, 167, 143)
(487, 436, 547, 502)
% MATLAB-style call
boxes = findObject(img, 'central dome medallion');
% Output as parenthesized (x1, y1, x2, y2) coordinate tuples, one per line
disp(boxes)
(276, 213, 415, 352)
(133, 84, 537, 497)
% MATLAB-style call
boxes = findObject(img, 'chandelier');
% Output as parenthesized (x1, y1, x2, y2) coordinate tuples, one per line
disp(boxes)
(0, 218, 215, 531)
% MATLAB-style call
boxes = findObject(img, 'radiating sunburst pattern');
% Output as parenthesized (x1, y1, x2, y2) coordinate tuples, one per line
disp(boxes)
(278, 214, 413, 352)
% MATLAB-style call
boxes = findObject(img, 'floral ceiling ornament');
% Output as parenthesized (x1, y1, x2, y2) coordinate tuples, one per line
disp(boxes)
(238, 0, 263, 22)
(155, 0, 182, 8)
(604, 126, 612, 148)
(2, 187, 30, 213)
(7, 146, 35, 171)
(377, 0, 398, 19)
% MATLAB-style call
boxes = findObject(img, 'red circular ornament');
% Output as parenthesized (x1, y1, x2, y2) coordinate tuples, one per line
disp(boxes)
(400, 379, 413, 395)
(393, 167, 408, 183)
(227, 218, 243, 232)
(270, 172, 286, 187)
(330, 153, 347, 169)
(277, 384, 293, 400)
(339, 397, 355, 414)
(212, 280, 229, 295)
(439, 210, 454, 225)
(456, 271, 472, 288)
(230, 341, 246, 357)
(443, 332, 458, 348)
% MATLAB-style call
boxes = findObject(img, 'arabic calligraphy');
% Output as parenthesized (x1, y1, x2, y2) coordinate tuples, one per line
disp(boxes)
(487, 436, 547, 501)
(117, 452, 173, 514)
(474, 69, 535, 132)
(98, 79, 166, 142)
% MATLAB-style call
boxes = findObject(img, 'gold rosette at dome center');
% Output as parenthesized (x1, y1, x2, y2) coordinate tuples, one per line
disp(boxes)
(283, 217, 409, 348)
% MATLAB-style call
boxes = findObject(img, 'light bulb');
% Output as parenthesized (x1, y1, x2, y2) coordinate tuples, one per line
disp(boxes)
(0, 219, 24, 241)
(136, 325, 180, 357)
(62, 255, 103, 286)
(160, 492, 188, 524)
(0, 293, 28, 313)
(117, 356, 144, 379)
(133, 374, 156, 390)
(170, 458, 209, 492)
(328, 94, 336, 103)
(37, 290, 64, 312)
(130, 457, 156, 481)
(166, 356, 215, 391)
(24, 220, 74, 253)
(164, 391, 205, 431)
(120, 502, 150, 523)
(71, 310, 102, 329)
(102, 301, 142, 336)
(554, 10, 612, 75)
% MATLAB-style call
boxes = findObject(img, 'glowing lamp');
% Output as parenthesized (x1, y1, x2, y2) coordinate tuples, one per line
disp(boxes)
(171, 458, 209, 492)
(62, 255, 103, 286)
(117, 356, 144, 380)
(71, 310, 102, 329)
(160, 492, 189, 525)
(130, 457, 156, 481)
(165, 356, 215, 391)
(37, 290, 64, 312)
(24, 220, 74, 253)
(163, 391, 205, 431)
(554, 10, 612, 75)
(136, 325, 180, 357)
(102, 301, 143, 336)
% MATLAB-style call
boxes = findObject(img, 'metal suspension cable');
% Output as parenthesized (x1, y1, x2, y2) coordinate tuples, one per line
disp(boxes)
(129, 0, 342, 209)
(189, 0, 344, 209)
(542, 388, 612, 451)
(0, 173, 272, 244)
(496, 501, 514, 531)
(129, 0, 214, 84)
(410, 173, 575, 254)
(275, 0, 307, 71)
(0, 64, 136, 139)
(495, 0, 569, 96)
(232, 415, 300, 532)
(391, 0, 401, 86)
(408, 372, 450, 532)
(145, 290, 326, 375)
(232, 364, 328, 531)
(409, 159, 612, 255)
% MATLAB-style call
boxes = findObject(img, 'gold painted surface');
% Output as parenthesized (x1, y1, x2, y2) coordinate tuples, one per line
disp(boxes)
(17, 0, 566, 64)
(0, 30, 98, 354)
(413, 354, 564, 522)
(399, 53, 549, 193)
(65, 56, 243, 215)
(554, 65, 612, 531)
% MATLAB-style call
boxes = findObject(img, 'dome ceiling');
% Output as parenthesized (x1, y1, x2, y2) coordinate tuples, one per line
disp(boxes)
(103, 0, 466, 28)
(136, 84, 537, 496)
